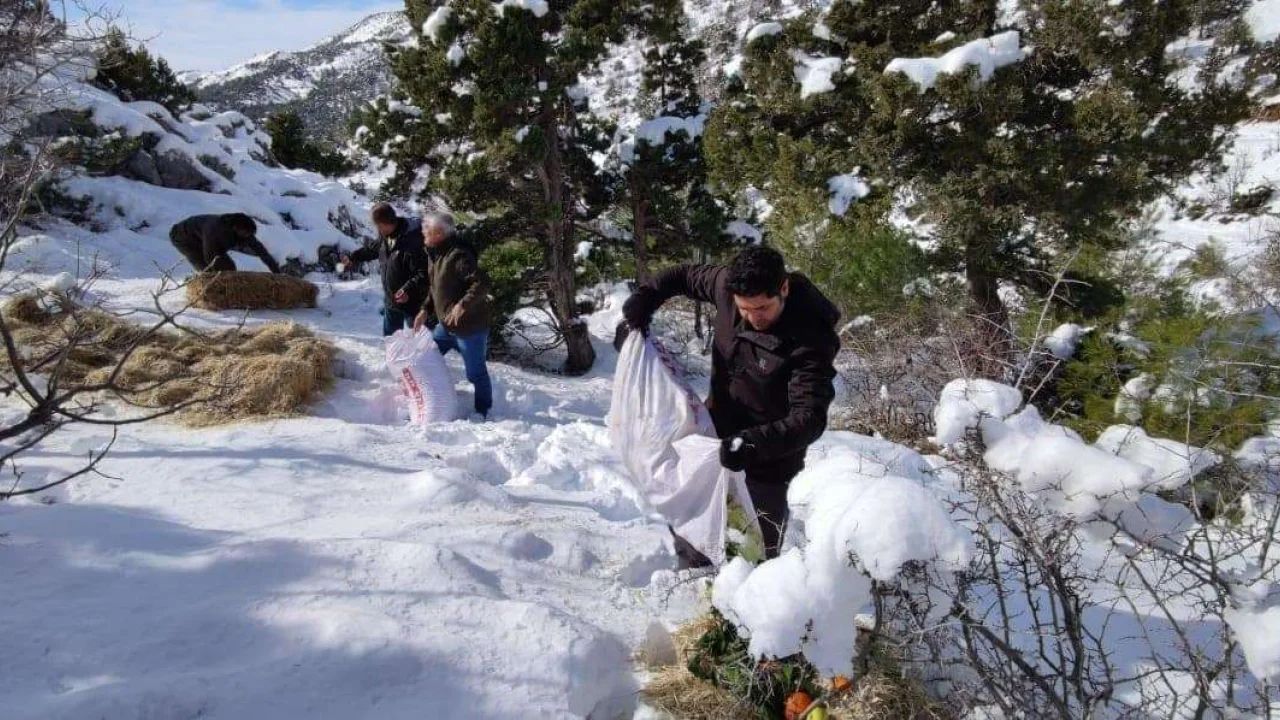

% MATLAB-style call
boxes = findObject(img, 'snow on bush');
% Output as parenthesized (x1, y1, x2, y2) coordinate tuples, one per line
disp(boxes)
(618, 114, 706, 164)
(826, 171, 870, 215)
(495, 0, 550, 19)
(423, 6, 452, 41)
(745, 22, 783, 43)
(1095, 424, 1220, 491)
(1042, 322, 1090, 360)
(726, 220, 763, 243)
(712, 435, 972, 675)
(885, 31, 1028, 91)
(709, 376, 1280, 710)
(792, 52, 843, 98)
(447, 42, 466, 66)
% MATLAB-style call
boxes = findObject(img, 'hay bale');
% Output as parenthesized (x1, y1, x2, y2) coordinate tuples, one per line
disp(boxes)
(187, 271, 318, 311)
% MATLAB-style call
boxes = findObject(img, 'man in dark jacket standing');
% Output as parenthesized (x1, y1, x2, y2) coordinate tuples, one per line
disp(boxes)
(343, 204, 429, 336)
(169, 213, 282, 274)
(619, 246, 840, 562)
(412, 213, 494, 419)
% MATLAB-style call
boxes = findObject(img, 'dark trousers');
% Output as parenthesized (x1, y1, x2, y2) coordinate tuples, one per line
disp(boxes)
(382, 305, 413, 337)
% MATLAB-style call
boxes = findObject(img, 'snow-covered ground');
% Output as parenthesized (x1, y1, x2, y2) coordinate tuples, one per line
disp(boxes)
(1, 73, 718, 718)
(0, 222, 719, 718)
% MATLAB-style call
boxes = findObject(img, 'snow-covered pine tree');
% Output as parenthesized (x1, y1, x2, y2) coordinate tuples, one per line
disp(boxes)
(355, 0, 634, 374)
(623, 0, 731, 282)
(705, 0, 1255, 361)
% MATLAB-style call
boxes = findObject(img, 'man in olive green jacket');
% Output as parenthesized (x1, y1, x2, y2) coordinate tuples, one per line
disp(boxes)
(413, 213, 494, 418)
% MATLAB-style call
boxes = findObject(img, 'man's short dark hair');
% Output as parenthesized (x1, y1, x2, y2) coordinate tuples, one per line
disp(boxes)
(225, 213, 256, 236)
(726, 246, 788, 298)
(371, 203, 397, 226)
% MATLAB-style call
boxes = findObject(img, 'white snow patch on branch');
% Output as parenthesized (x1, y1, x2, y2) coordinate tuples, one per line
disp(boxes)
(423, 6, 452, 41)
(447, 42, 466, 66)
(726, 220, 763, 243)
(885, 31, 1028, 91)
(745, 22, 783, 43)
(495, 0, 549, 18)
(827, 172, 870, 216)
(793, 52, 843, 98)
(1043, 323, 1091, 360)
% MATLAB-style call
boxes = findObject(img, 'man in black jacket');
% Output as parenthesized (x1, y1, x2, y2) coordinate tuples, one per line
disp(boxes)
(168, 213, 281, 274)
(343, 203, 429, 336)
(619, 246, 840, 562)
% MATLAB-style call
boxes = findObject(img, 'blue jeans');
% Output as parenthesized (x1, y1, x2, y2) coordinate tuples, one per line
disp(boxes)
(382, 305, 413, 337)
(433, 324, 492, 416)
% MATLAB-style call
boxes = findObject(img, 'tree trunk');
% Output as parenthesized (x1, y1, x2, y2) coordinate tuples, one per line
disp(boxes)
(630, 171, 651, 284)
(692, 244, 705, 339)
(965, 237, 1012, 379)
(542, 112, 595, 376)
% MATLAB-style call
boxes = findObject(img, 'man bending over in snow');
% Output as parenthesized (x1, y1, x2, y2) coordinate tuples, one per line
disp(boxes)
(168, 213, 281, 274)
(618, 246, 840, 565)
(342, 203, 429, 336)
(413, 213, 494, 420)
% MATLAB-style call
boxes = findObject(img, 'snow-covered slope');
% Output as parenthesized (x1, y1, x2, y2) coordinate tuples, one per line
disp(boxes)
(187, 12, 410, 141)
(24, 74, 374, 272)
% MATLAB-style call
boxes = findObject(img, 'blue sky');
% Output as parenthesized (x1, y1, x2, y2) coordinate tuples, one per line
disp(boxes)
(101, 0, 400, 72)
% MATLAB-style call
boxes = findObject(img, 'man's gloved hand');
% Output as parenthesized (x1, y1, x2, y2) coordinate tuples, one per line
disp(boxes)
(622, 288, 658, 335)
(720, 436, 755, 472)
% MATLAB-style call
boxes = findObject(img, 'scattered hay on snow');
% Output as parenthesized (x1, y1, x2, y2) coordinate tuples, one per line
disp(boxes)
(826, 669, 951, 720)
(640, 616, 753, 720)
(186, 271, 318, 311)
(2, 294, 335, 426)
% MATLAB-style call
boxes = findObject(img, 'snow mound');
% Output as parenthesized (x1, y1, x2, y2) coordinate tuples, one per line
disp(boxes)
(885, 31, 1028, 91)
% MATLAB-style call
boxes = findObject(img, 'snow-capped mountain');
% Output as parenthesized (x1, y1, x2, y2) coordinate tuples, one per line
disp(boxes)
(185, 1, 802, 140)
(185, 12, 410, 140)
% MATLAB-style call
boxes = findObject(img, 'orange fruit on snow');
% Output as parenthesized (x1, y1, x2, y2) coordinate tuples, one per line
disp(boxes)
(831, 674, 852, 692)
(784, 691, 813, 720)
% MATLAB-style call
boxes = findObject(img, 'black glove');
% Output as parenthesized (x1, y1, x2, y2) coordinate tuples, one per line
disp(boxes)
(622, 288, 658, 335)
(720, 436, 755, 472)
(612, 321, 630, 352)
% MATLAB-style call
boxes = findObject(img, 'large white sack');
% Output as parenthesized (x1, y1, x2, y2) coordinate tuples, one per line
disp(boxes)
(386, 329, 458, 424)
(608, 332, 757, 565)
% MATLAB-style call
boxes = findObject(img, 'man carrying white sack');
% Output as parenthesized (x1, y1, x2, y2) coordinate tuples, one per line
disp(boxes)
(617, 246, 840, 565)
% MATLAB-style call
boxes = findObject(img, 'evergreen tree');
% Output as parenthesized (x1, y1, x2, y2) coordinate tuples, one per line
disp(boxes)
(705, 0, 1254, 359)
(94, 28, 196, 114)
(622, 0, 732, 282)
(356, 0, 635, 374)
(266, 110, 355, 176)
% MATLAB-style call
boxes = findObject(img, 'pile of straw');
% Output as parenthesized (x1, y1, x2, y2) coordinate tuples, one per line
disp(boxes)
(2, 294, 335, 426)
(637, 613, 951, 720)
(640, 616, 753, 720)
(187, 271, 318, 311)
